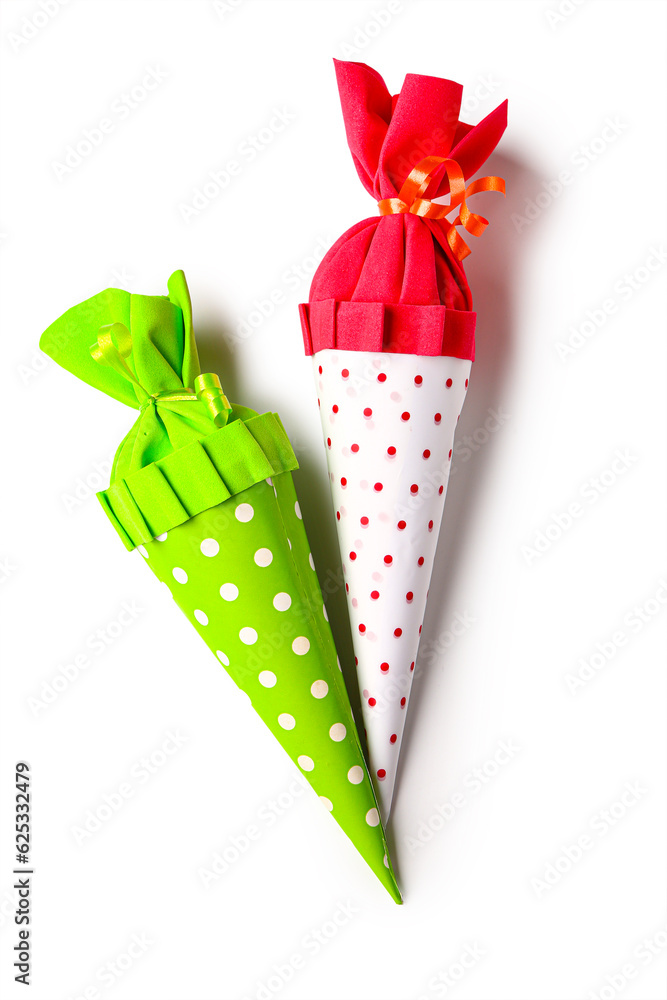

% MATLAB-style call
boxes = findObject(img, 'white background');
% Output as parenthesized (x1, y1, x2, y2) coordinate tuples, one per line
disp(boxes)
(1, 1, 665, 998)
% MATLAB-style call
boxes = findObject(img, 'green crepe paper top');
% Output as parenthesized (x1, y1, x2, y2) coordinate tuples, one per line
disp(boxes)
(40, 271, 298, 550)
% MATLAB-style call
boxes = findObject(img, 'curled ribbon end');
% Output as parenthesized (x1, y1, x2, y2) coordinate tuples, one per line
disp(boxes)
(194, 372, 232, 428)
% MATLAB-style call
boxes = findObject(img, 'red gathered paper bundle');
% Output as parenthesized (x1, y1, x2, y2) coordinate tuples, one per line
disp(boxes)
(299, 60, 507, 819)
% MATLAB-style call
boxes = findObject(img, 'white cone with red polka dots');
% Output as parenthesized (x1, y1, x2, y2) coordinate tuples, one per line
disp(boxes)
(314, 348, 471, 820)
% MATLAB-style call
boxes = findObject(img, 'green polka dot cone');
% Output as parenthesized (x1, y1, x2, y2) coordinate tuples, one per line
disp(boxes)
(39, 270, 402, 904)
(141, 473, 401, 903)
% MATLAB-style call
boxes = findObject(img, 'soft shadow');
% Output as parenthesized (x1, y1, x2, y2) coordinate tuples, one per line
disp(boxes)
(393, 150, 543, 810)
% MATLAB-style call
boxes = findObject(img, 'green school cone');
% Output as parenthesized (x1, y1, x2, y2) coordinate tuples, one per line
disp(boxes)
(40, 270, 402, 904)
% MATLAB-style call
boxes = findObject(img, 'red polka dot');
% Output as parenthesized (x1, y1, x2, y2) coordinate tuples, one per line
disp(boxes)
(434, 412, 442, 423)
(351, 443, 359, 453)
(332, 404, 339, 413)
(349, 551, 357, 561)
(360, 515, 369, 526)
(406, 591, 413, 602)
(345, 583, 349, 592)
(371, 590, 380, 600)
(377, 769, 386, 780)
(359, 623, 366, 633)
(438, 485, 444, 494)
(374, 482, 383, 492)
(377, 372, 387, 383)
(327, 437, 331, 447)
(380, 662, 389, 672)
(318, 365, 322, 374)
(341, 477, 347, 487)
(428, 520, 434, 531)
(394, 627, 402, 637)
(354, 656, 358, 665)
(368, 697, 376, 707)
(401, 411, 411, 421)
(363, 407, 372, 417)
(390, 733, 397, 743)
(465, 378, 469, 387)
(448, 449, 453, 460)
(317, 399, 320, 407)
(414, 375, 423, 385)
(410, 484, 419, 494)
(423, 449, 431, 459)
(341, 368, 349, 378)
(409, 663, 415, 672)
(418, 556, 425, 566)
(397, 520, 406, 530)
(336, 511, 340, 521)
(384, 554, 393, 565)
(387, 446, 396, 456)
(446, 378, 453, 387)
(401, 696, 407, 705)
(419, 625, 422, 634)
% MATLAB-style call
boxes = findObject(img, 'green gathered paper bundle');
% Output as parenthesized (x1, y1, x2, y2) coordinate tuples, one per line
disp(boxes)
(40, 270, 402, 904)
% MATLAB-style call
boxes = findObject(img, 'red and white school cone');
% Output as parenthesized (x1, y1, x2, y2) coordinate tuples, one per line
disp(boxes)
(299, 60, 507, 819)
(313, 350, 469, 819)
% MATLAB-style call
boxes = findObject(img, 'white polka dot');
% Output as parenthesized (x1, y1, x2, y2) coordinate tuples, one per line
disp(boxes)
(278, 713, 295, 730)
(239, 627, 258, 645)
(383, 854, 389, 868)
(155, 532, 168, 542)
(194, 609, 208, 626)
(216, 650, 229, 666)
(336, 657, 342, 672)
(220, 583, 239, 601)
(235, 503, 254, 522)
(298, 755, 314, 771)
(310, 680, 328, 699)
(137, 544, 148, 559)
(308, 553, 315, 571)
(347, 765, 363, 784)
(266, 477, 273, 486)
(295, 501, 302, 519)
(172, 567, 188, 584)
(254, 547, 273, 567)
(288, 539, 292, 550)
(365, 808, 380, 827)
(322, 604, 329, 621)
(292, 636, 310, 655)
(200, 538, 219, 557)
(320, 796, 333, 811)
(329, 723, 346, 742)
(273, 592, 291, 612)
(258, 670, 276, 687)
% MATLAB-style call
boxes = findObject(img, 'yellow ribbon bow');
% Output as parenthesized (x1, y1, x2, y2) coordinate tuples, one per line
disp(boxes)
(378, 156, 505, 261)
(90, 323, 231, 428)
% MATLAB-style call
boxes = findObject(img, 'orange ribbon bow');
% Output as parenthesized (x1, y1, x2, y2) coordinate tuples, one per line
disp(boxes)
(378, 156, 505, 261)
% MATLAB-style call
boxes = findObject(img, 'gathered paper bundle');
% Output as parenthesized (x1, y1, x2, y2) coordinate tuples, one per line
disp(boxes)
(299, 60, 507, 820)
(40, 270, 402, 902)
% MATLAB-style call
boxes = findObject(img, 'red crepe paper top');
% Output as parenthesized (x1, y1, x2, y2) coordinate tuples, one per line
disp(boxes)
(300, 60, 507, 360)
